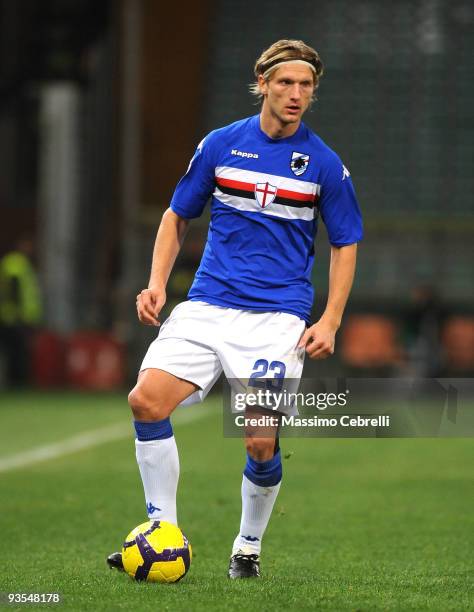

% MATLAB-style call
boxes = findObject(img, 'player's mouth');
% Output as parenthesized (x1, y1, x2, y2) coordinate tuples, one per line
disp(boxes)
(285, 105, 301, 115)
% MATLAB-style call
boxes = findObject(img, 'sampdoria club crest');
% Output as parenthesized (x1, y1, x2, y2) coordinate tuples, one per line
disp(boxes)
(290, 152, 310, 176)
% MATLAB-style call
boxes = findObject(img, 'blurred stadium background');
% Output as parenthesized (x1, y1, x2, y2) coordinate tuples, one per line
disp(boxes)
(0, 0, 473, 388)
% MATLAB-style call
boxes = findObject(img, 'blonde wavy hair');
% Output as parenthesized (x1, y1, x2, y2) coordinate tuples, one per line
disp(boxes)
(250, 39, 324, 102)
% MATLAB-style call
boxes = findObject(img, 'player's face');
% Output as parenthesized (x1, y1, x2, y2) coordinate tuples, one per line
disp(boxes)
(259, 64, 314, 126)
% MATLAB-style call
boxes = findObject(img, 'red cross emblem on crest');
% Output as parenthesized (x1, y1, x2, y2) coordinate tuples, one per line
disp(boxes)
(255, 182, 277, 208)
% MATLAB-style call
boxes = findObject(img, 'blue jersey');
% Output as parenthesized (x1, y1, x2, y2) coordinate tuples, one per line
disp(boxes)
(170, 114, 363, 323)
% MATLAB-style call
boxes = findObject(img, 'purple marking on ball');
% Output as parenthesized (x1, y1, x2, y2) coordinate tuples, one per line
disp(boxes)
(144, 520, 162, 536)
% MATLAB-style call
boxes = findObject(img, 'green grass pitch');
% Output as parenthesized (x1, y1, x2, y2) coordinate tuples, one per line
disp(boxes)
(0, 391, 473, 611)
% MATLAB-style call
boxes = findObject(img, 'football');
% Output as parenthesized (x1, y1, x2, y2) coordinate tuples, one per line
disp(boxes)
(122, 520, 192, 583)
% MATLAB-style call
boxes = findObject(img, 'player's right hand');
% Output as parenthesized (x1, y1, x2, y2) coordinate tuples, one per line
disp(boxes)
(136, 287, 166, 326)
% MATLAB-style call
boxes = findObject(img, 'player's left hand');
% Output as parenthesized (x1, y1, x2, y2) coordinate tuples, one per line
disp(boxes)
(297, 319, 336, 359)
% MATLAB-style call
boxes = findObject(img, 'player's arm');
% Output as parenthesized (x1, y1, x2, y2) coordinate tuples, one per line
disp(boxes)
(136, 130, 218, 326)
(298, 243, 357, 359)
(136, 208, 189, 326)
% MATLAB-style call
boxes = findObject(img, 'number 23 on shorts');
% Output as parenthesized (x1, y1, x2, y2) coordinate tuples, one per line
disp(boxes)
(248, 359, 286, 391)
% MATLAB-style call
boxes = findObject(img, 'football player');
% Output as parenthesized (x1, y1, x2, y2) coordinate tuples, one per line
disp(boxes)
(107, 39, 362, 579)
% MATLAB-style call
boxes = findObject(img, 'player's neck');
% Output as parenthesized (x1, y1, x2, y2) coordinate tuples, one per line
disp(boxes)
(259, 110, 300, 140)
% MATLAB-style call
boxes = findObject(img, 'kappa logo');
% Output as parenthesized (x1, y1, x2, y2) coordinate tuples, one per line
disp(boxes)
(290, 151, 310, 176)
(255, 182, 277, 208)
(231, 148, 259, 159)
(342, 164, 351, 180)
(146, 502, 161, 515)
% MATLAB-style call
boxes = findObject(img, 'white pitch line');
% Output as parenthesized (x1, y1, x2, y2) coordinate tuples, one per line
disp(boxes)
(0, 405, 213, 474)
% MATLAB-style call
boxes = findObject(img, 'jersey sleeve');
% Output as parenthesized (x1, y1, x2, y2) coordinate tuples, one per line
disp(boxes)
(318, 154, 363, 246)
(170, 131, 219, 219)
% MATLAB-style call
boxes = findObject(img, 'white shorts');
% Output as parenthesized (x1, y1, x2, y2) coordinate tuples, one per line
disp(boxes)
(140, 300, 306, 410)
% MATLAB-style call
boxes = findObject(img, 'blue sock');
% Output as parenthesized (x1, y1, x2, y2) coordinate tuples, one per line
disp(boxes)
(243, 450, 282, 487)
(134, 417, 173, 441)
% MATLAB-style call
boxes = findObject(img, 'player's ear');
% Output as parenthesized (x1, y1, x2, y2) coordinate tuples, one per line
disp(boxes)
(257, 74, 268, 96)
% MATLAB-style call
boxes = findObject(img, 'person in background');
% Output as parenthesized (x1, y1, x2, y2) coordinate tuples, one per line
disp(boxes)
(0, 236, 42, 387)
(404, 284, 445, 377)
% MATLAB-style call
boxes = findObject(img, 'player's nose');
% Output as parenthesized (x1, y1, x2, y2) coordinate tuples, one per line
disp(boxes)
(289, 84, 302, 100)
